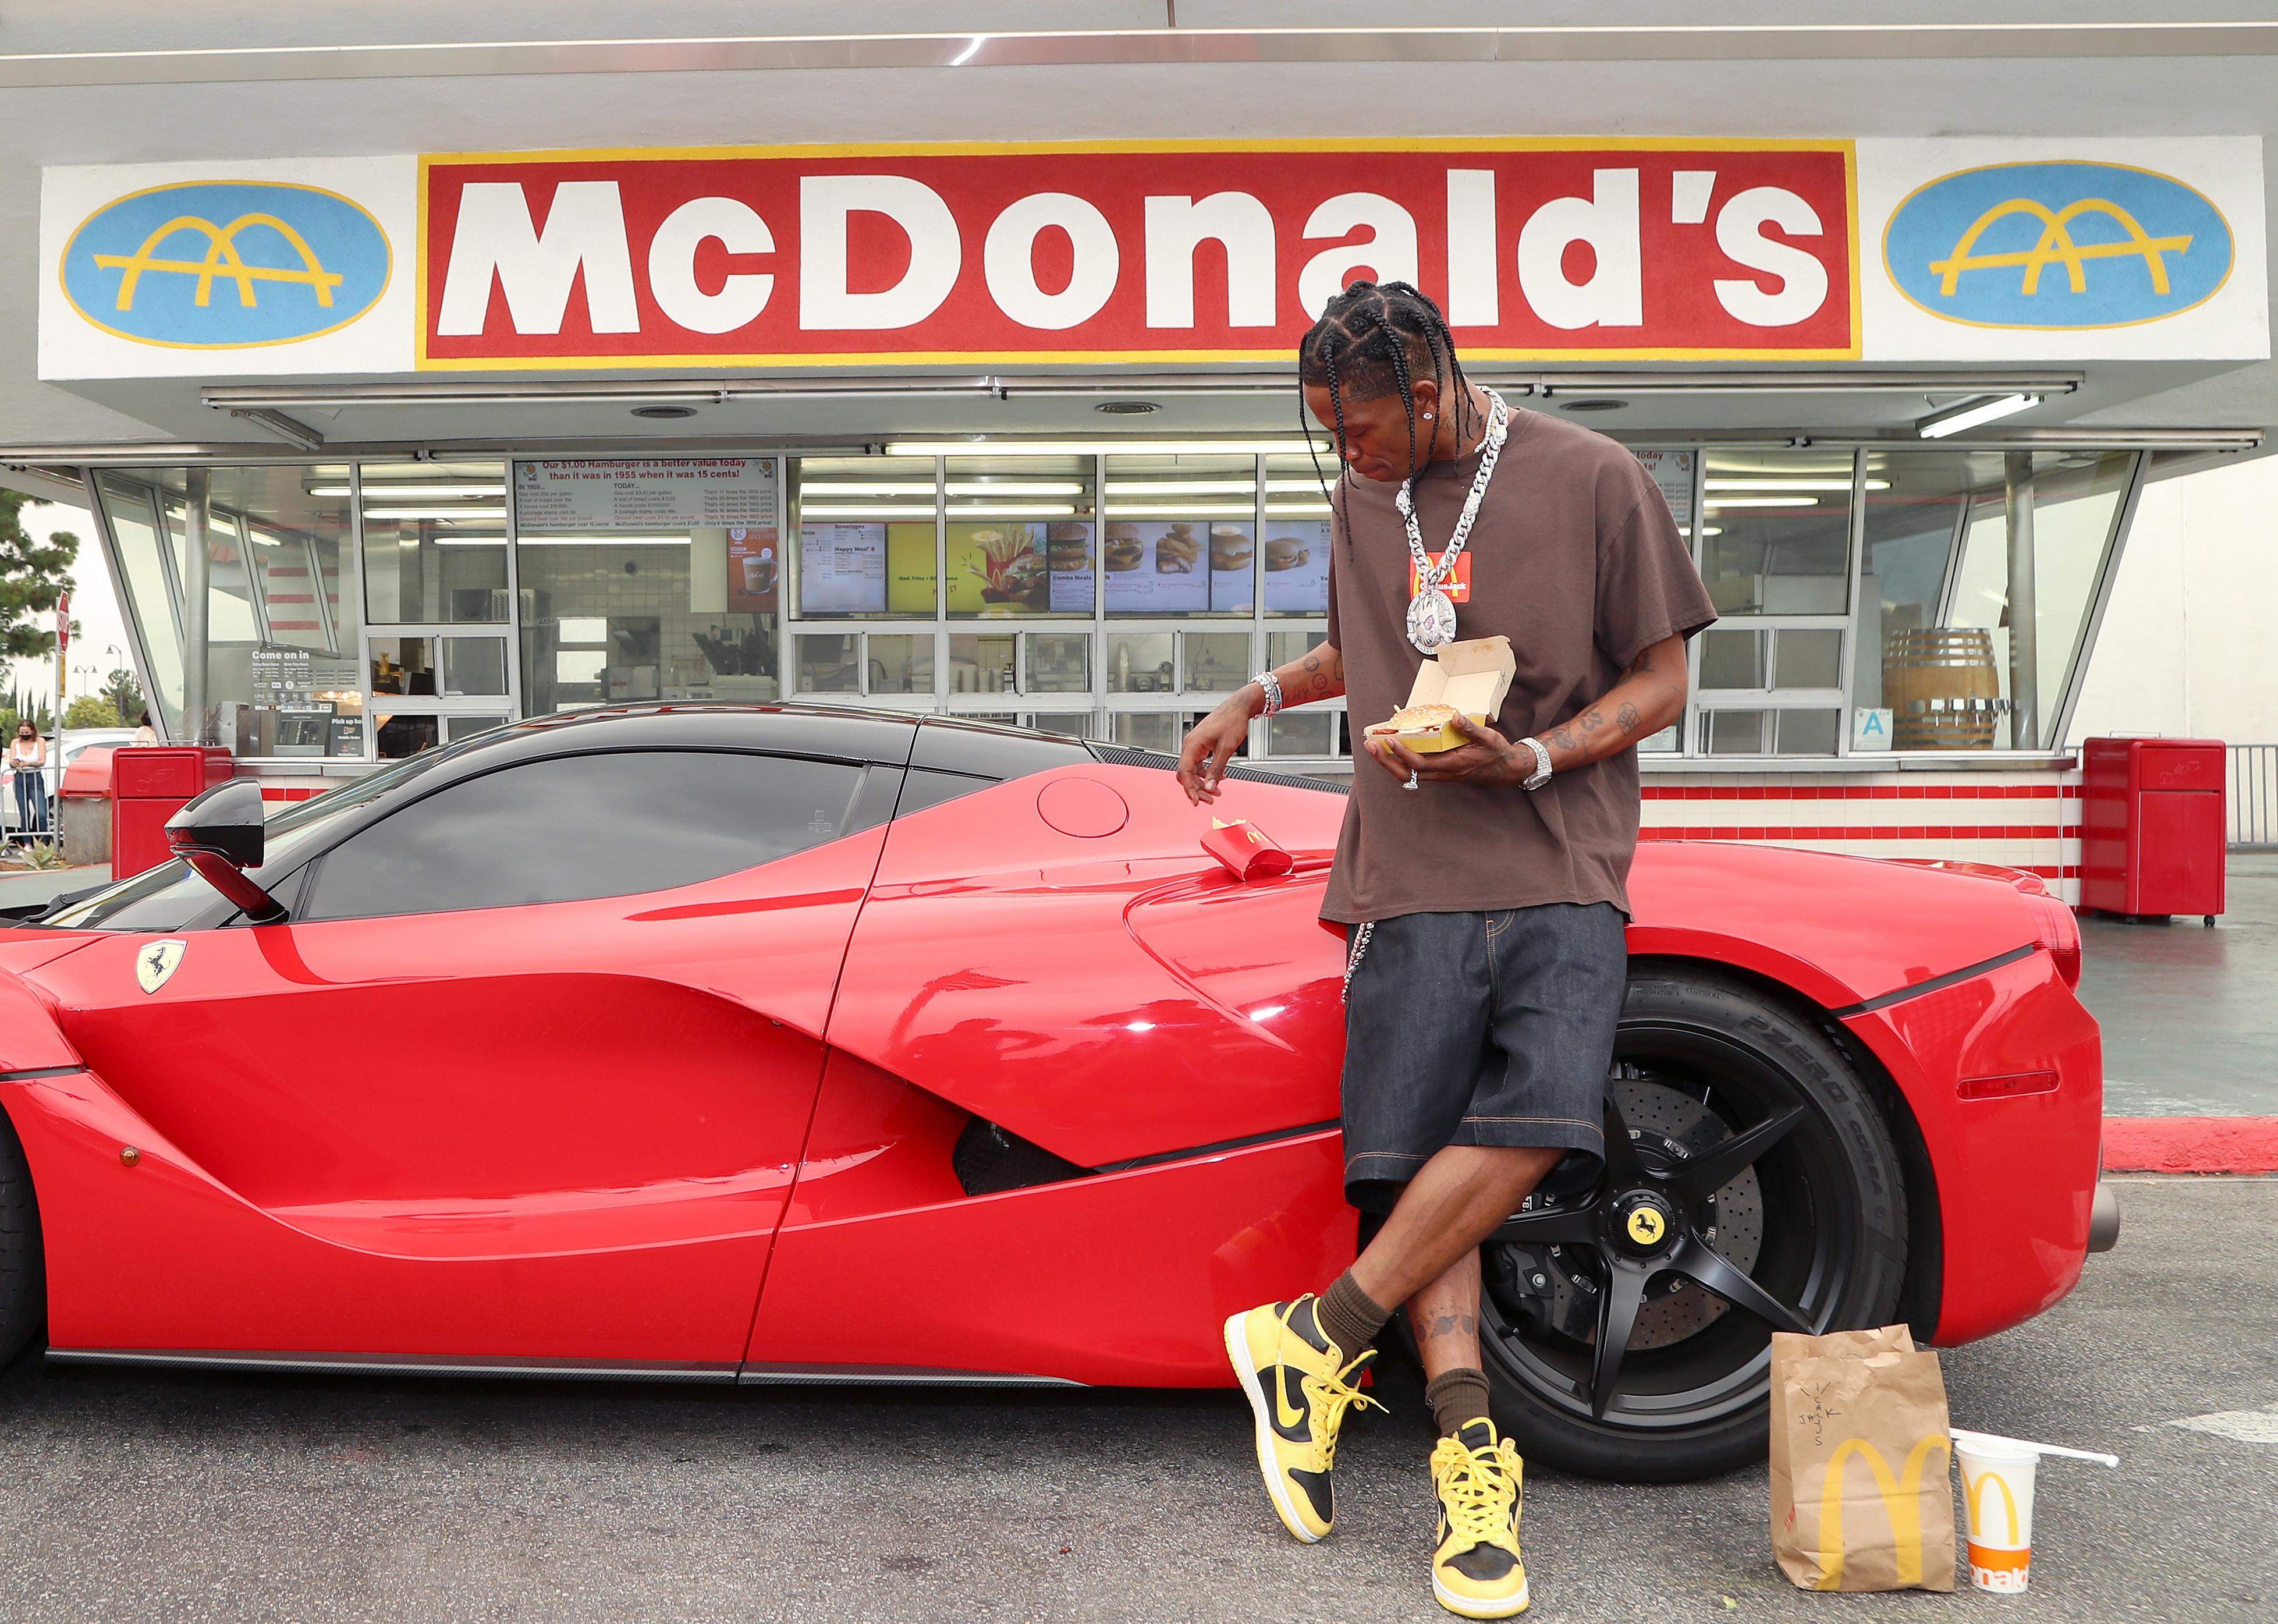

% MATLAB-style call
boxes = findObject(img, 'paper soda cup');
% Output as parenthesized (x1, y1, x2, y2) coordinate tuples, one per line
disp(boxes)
(1957, 1438, 2038, 1594)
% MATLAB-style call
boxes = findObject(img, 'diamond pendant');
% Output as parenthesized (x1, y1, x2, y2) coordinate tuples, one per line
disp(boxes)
(1407, 588, 1457, 653)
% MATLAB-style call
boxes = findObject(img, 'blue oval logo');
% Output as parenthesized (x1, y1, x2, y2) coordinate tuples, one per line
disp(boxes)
(61, 180, 391, 349)
(1883, 162, 2232, 330)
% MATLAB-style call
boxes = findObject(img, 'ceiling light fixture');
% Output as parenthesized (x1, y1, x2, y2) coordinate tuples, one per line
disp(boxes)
(1918, 393, 2043, 439)
(364, 507, 509, 521)
(888, 438, 1330, 458)
(1703, 478, 1889, 492)
(1701, 497, 1820, 509)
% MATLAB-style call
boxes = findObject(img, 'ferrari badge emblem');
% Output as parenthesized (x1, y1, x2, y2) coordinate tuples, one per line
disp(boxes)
(135, 939, 186, 995)
(1626, 1207, 1667, 1247)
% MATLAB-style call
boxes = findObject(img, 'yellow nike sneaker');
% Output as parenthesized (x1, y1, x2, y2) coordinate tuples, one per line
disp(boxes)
(1429, 1419, 1530, 1618)
(1222, 1296, 1381, 1542)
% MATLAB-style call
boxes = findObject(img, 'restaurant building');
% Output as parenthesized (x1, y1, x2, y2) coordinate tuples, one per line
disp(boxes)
(6, 12, 2277, 898)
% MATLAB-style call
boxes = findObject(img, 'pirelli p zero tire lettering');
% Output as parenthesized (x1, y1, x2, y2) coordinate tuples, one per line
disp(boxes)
(0, 1102, 43, 1369)
(1474, 969, 1910, 1483)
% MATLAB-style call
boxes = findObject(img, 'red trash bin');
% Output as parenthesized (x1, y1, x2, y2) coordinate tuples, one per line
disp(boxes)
(2081, 737, 2227, 924)
(111, 747, 235, 881)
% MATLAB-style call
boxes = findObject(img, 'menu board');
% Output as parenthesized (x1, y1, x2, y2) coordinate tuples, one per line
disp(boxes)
(1632, 450, 1697, 528)
(1205, 523, 1256, 613)
(250, 647, 313, 703)
(799, 522, 888, 614)
(1103, 521, 1213, 614)
(945, 522, 1091, 614)
(516, 458, 778, 533)
(1261, 522, 1332, 614)
(726, 524, 779, 612)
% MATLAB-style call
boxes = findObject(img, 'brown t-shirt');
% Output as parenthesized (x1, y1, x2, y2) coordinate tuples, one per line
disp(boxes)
(1321, 406, 1715, 924)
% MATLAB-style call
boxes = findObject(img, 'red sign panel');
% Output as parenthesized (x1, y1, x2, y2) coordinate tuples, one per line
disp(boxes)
(418, 141, 1858, 369)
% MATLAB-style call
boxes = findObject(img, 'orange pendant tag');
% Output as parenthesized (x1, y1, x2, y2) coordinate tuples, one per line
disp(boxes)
(1410, 552, 1472, 603)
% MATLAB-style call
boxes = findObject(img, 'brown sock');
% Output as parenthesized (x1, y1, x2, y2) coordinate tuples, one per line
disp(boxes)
(1315, 1271, 1392, 1363)
(1426, 1367, 1493, 1439)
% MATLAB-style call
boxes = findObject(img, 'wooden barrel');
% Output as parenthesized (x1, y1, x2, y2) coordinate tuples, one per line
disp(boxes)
(1886, 628, 2006, 750)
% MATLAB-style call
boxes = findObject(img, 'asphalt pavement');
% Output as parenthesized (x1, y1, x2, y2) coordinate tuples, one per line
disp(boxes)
(0, 1177, 2269, 1623)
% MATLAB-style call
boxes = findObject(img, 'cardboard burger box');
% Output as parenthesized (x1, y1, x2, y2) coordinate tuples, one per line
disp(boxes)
(1362, 636, 1517, 755)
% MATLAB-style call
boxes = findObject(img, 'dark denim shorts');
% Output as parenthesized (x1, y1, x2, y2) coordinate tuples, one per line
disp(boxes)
(1340, 903, 1626, 1212)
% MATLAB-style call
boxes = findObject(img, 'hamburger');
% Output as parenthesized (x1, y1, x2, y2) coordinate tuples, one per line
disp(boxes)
(1362, 702, 1477, 755)
(1046, 522, 1091, 572)
(1265, 536, 1311, 572)
(1156, 524, 1200, 573)
(1105, 522, 1144, 572)
(1210, 526, 1254, 572)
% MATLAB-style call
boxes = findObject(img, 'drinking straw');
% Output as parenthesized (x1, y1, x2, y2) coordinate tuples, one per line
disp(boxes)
(1951, 1426, 2119, 1468)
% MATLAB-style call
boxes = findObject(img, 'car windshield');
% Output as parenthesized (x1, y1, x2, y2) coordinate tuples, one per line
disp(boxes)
(37, 748, 453, 931)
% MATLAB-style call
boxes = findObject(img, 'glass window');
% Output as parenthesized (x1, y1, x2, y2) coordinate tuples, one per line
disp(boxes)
(1266, 628, 1328, 669)
(1105, 633, 1175, 694)
(868, 634, 935, 696)
(947, 633, 1016, 696)
(105, 466, 365, 760)
(1699, 629, 1766, 690)
(360, 462, 508, 625)
(1268, 711, 1335, 757)
(1259, 452, 1336, 618)
(1026, 633, 1089, 695)
(1183, 632, 1251, 694)
(793, 456, 937, 619)
(896, 768, 993, 818)
(1024, 712, 1093, 739)
(1109, 712, 1190, 752)
(513, 459, 780, 715)
(1774, 628, 1843, 690)
(1102, 452, 1253, 615)
(946, 455, 1094, 618)
(300, 751, 868, 921)
(797, 634, 861, 694)
(1706, 710, 1767, 756)
(1774, 710, 1842, 756)
(1858, 449, 2135, 751)
(1699, 449, 1854, 615)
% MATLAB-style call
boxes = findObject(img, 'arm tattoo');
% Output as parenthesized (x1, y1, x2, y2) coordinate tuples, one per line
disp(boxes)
(1549, 724, 1581, 755)
(1625, 646, 1655, 676)
(1616, 701, 1642, 736)
(1576, 707, 1609, 738)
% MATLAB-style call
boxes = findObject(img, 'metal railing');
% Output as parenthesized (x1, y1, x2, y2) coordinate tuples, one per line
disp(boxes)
(2234, 744, 2278, 848)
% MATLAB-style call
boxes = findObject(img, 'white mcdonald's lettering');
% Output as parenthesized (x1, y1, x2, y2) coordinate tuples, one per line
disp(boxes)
(438, 180, 640, 336)
(1144, 192, 1276, 329)
(1445, 169, 1499, 327)
(982, 191, 1119, 331)
(648, 196, 775, 335)
(1714, 185, 1829, 328)
(800, 174, 961, 332)
(1297, 192, 1419, 322)
(1517, 168, 1644, 330)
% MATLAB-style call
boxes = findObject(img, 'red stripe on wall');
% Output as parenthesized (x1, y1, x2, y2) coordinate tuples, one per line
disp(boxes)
(1639, 825, 2071, 841)
(1641, 783, 2078, 801)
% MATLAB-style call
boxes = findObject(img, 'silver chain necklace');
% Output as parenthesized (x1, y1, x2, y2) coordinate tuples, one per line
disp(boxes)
(1396, 388, 1509, 653)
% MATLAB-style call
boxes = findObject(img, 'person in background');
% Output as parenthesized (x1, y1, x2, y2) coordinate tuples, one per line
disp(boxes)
(132, 710, 157, 745)
(8, 723, 48, 834)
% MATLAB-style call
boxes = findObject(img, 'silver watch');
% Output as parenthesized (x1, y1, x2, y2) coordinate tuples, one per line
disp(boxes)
(1517, 736, 1553, 791)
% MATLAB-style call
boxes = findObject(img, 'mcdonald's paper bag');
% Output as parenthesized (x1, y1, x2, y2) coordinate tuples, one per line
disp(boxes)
(1769, 1325, 1956, 1593)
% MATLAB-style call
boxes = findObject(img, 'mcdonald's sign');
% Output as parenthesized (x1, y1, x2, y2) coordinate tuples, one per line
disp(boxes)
(1811, 1433, 1954, 1591)
(58, 180, 393, 349)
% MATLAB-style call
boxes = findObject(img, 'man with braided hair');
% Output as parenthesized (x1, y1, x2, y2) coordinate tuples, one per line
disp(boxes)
(1178, 281, 1713, 1618)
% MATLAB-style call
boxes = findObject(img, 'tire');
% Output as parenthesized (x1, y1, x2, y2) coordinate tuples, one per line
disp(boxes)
(0, 1102, 44, 1368)
(1477, 967, 1908, 1482)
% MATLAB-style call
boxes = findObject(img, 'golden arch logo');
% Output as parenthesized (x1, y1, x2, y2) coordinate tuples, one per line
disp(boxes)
(61, 180, 390, 349)
(1812, 1433, 1953, 1590)
(1885, 161, 2233, 331)
(94, 212, 346, 313)
(1930, 199, 2191, 299)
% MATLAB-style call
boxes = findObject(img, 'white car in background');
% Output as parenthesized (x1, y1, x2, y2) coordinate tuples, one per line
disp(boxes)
(2, 728, 139, 833)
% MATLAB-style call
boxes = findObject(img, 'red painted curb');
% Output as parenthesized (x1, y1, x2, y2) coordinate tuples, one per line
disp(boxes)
(2103, 1116, 2278, 1175)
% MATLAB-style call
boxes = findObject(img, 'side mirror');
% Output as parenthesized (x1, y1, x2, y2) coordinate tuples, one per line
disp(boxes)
(165, 780, 285, 923)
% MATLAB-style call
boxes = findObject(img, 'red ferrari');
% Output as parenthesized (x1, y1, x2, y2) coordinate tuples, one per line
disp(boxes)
(0, 707, 2111, 1480)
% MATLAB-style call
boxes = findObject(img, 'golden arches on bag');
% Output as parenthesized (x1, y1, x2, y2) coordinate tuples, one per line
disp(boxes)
(1814, 1433, 1954, 1591)
(90, 213, 346, 312)
(1928, 198, 2193, 298)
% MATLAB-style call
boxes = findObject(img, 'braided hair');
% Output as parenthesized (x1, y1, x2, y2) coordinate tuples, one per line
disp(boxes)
(1295, 281, 1482, 525)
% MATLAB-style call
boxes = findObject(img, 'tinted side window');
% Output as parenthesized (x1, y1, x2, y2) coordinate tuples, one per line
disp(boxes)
(893, 769, 995, 819)
(300, 751, 867, 922)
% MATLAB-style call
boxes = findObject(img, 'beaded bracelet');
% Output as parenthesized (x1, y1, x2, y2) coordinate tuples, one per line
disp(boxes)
(1252, 668, 1283, 717)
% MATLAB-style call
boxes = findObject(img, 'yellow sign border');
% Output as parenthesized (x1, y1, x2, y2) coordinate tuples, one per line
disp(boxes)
(413, 137, 1863, 370)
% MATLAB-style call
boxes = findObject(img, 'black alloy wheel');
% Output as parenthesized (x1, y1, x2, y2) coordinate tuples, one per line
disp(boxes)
(1477, 970, 1908, 1482)
(0, 1103, 42, 1369)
